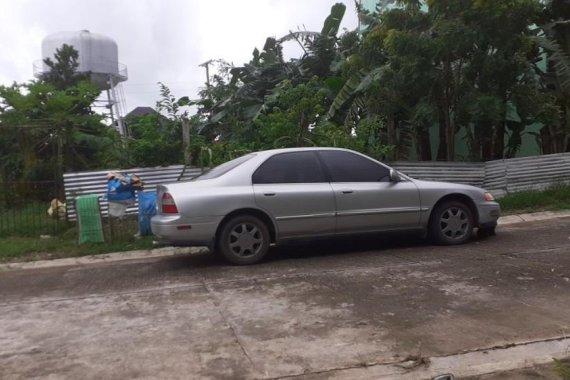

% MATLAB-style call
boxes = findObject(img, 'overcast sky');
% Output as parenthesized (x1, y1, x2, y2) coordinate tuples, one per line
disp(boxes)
(0, 0, 358, 116)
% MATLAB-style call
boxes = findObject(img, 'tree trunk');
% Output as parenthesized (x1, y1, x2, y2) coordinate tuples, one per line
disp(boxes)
(492, 120, 506, 160)
(387, 116, 397, 160)
(437, 103, 448, 161)
(441, 58, 455, 161)
(182, 120, 190, 165)
(446, 116, 455, 161)
(416, 126, 432, 161)
(481, 124, 493, 161)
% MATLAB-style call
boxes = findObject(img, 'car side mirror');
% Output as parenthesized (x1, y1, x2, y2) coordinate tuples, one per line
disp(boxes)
(389, 169, 402, 183)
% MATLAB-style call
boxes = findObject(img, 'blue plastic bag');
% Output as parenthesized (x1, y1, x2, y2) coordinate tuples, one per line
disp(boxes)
(107, 177, 136, 201)
(138, 191, 157, 236)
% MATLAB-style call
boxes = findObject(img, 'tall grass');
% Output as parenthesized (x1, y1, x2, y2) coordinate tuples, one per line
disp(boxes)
(0, 201, 71, 238)
(498, 184, 570, 215)
(0, 204, 155, 262)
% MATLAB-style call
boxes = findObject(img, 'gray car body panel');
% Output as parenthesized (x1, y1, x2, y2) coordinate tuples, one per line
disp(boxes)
(151, 148, 500, 247)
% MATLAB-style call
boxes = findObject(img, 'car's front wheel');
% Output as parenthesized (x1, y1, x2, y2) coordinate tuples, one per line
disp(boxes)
(430, 200, 474, 245)
(218, 215, 270, 265)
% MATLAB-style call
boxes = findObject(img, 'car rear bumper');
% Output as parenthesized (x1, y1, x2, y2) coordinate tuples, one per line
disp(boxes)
(150, 214, 222, 246)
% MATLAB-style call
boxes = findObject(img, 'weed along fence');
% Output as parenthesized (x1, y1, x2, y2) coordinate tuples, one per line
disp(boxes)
(0, 180, 65, 237)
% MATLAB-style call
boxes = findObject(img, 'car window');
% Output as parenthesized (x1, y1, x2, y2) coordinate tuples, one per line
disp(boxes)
(193, 154, 255, 181)
(252, 151, 326, 184)
(319, 150, 390, 182)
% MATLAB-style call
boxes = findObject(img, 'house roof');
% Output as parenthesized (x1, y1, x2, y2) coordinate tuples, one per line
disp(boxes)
(125, 106, 158, 118)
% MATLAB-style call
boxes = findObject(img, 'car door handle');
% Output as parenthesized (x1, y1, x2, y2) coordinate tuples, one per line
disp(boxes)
(263, 193, 276, 197)
(341, 189, 353, 194)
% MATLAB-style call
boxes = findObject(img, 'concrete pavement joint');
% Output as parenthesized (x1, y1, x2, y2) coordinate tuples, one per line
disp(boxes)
(268, 336, 570, 380)
(266, 359, 400, 380)
(202, 279, 258, 374)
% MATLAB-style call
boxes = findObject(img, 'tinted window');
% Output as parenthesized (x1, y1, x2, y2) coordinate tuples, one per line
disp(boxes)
(253, 152, 326, 184)
(193, 154, 255, 181)
(319, 150, 390, 182)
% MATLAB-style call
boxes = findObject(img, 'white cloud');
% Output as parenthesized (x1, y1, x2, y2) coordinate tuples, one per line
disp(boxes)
(0, 0, 358, 113)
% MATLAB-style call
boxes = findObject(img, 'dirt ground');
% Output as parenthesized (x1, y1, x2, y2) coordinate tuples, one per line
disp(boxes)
(1, 218, 570, 379)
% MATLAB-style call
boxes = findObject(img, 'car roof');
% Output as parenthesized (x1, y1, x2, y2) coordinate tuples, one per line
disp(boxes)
(254, 147, 355, 158)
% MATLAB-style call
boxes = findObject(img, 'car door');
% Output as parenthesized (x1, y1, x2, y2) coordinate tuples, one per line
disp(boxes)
(317, 150, 421, 234)
(253, 151, 336, 239)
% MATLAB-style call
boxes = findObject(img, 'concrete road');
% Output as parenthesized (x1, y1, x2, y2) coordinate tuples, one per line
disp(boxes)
(1, 218, 570, 379)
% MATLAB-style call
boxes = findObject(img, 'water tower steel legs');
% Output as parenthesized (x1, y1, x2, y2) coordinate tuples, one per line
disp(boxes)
(107, 75, 126, 136)
(106, 88, 116, 130)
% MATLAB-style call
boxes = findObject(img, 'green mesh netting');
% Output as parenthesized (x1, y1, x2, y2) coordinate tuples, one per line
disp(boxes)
(76, 194, 104, 244)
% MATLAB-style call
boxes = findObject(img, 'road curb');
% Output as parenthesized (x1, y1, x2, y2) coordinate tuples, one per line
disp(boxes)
(0, 246, 208, 272)
(2, 210, 570, 272)
(498, 210, 570, 225)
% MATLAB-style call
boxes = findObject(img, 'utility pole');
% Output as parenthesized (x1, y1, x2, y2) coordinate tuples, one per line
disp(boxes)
(182, 119, 190, 165)
(199, 59, 213, 86)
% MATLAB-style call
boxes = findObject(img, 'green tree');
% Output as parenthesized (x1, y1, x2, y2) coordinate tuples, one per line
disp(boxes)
(255, 78, 328, 147)
(196, 3, 349, 148)
(533, 0, 570, 153)
(328, 0, 547, 161)
(0, 45, 111, 192)
(42, 43, 88, 90)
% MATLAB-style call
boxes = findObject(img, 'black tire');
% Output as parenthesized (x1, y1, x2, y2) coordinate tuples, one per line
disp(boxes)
(217, 215, 270, 265)
(477, 225, 496, 239)
(430, 200, 474, 245)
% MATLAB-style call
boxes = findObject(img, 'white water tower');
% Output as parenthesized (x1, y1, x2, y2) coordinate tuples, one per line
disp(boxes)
(34, 30, 128, 135)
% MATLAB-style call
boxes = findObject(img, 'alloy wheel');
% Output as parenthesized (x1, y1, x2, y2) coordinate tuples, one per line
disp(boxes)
(228, 222, 263, 257)
(439, 206, 470, 240)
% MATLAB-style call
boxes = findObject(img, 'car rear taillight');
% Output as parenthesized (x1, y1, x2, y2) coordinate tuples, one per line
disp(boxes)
(161, 193, 179, 214)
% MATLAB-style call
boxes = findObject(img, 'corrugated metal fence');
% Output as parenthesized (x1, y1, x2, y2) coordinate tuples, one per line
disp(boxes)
(392, 152, 570, 197)
(63, 152, 570, 221)
(63, 166, 203, 221)
(390, 162, 486, 187)
(485, 153, 570, 196)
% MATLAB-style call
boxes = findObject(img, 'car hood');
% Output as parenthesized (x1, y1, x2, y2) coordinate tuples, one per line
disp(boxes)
(410, 178, 488, 198)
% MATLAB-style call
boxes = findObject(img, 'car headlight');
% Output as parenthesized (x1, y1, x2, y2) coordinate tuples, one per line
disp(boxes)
(484, 192, 495, 201)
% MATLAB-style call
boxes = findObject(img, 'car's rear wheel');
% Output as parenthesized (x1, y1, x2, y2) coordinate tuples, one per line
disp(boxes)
(430, 200, 474, 245)
(218, 215, 270, 265)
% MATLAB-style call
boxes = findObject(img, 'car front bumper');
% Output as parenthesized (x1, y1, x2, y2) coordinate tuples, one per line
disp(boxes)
(476, 201, 501, 227)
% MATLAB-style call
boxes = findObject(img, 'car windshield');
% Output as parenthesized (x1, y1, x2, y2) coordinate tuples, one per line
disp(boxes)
(192, 154, 255, 181)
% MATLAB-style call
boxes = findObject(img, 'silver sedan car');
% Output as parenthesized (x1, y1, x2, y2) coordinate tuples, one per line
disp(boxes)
(151, 148, 500, 265)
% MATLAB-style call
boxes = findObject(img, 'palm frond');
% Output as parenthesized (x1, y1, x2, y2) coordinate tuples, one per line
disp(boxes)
(344, 95, 367, 128)
(277, 31, 320, 45)
(321, 3, 346, 36)
(532, 34, 570, 91)
(326, 71, 365, 120)
(326, 66, 388, 120)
